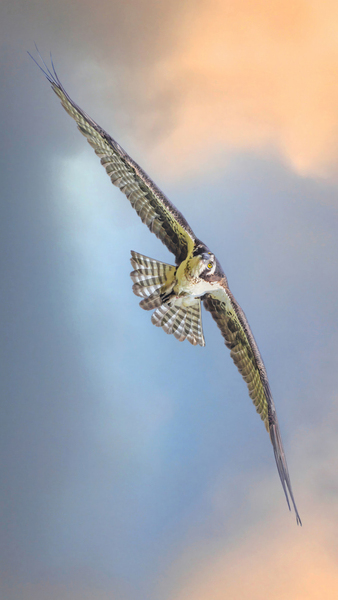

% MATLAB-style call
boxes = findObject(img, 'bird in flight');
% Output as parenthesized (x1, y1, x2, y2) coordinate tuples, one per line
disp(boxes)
(30, 50, 301, 525)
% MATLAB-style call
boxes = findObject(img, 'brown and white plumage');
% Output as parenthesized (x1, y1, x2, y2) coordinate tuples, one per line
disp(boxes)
(203, 287, 300, 521)
(30, 51, 301, 525)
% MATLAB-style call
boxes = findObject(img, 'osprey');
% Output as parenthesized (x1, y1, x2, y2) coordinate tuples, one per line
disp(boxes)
(30, 51, 301, 525)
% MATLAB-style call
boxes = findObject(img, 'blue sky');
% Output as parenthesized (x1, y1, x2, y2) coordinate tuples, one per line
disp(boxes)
(1, 2, 338, 599)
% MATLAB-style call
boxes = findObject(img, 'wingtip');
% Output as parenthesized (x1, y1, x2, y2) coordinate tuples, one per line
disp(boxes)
(269, 420, 302, 526)
(291, 500, 302, 526)
(27, 45, 59, 87)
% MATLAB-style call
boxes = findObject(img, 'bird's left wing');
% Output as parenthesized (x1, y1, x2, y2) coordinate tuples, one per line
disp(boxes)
(29, 52, 196, 264)
(203, 286, 301, 525)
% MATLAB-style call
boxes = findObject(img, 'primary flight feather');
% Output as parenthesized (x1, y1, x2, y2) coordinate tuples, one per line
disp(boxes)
(30, 51, 301, 525)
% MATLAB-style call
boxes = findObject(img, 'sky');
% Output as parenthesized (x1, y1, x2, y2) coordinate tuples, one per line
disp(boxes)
(1, 1, 338, 599)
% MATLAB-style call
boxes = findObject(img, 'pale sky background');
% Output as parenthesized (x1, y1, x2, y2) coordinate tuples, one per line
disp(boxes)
(1, 1, 338, 599)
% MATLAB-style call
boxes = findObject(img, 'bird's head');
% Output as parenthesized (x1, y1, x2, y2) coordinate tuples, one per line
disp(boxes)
(191, 244, 224, 281)
(199, 251, 217, 277)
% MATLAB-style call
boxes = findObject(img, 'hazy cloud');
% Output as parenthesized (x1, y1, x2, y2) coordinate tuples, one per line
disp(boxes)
(9, 0, 338, 180)
(163, 401, 338, 600)
(141, 0, 338, 178)
(1, 2, 338, 600)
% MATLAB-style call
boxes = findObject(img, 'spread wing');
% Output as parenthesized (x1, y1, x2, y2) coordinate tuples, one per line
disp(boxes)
(203, 286, 302, 525)
(29, 52, 196, 265)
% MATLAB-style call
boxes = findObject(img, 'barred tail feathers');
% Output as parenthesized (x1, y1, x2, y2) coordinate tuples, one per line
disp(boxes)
(130, 251, 176, 310)
(130, 250, 205, 346)
(151, 300, 205, 347)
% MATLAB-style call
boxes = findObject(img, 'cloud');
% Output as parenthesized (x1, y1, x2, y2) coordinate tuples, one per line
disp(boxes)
(18, 0, 338, 181)
(160, 399, 338, 600)
(3, 3, 338, 599)
(170, 523, 338, 600)
(135, 0, 338, 179)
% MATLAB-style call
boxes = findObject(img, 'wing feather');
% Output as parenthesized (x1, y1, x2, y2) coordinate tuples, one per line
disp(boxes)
(203, 286, 301, 525)
(29, 52, 196, 264)
(30, 51, 300, 524)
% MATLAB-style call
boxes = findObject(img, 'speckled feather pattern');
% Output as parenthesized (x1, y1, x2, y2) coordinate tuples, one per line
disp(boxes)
(203, 285, 301, 524)
(130, 251, 176, 310)
(51, 82, 196, 265)
(131, 251, 205, 346)
(151, 300, 205, 346)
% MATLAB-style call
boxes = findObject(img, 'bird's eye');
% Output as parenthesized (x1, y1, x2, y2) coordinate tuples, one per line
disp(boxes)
(207, 263, 212, 269)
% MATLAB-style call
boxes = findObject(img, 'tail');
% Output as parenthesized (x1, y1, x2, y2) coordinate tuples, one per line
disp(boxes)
(130, 251, 176, 310)
(130, 251, 205, 346)
(151, 301, 205, 346)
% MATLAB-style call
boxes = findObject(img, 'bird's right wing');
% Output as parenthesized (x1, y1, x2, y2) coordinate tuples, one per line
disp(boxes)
(203, 286, 301, 525)
(29, 51, 196, 264)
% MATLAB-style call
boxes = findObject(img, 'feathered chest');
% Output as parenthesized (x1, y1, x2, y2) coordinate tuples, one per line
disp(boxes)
(174, 256, 220, 298)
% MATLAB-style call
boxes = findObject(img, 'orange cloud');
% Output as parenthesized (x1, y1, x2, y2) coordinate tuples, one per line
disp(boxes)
(169, 520, 338, 600)
(161, 403, 338, 600)
(142, 0, 338, 178)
